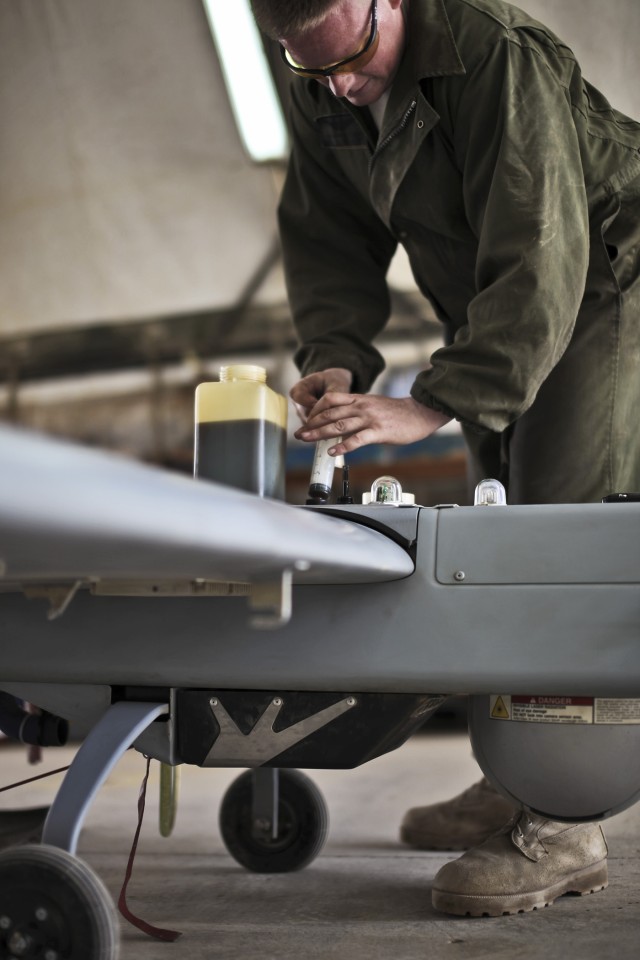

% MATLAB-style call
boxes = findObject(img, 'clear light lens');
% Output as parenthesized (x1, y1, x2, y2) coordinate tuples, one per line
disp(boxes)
(372, 476, 403, 504)
(474, 478, 507, 506)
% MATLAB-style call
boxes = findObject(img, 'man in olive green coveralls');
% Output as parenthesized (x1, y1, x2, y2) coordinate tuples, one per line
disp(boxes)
(250, 0, 640, 915)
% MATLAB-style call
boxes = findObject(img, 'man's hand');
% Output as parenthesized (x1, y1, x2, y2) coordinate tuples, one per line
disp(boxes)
(294, 393, 452, 455)
(289, 368, 353, 420)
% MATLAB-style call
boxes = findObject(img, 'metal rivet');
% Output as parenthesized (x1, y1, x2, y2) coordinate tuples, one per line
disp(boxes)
(210, 698, 218, 706)
(346, 697, 357, 706)
(294, 559, 311, 571)
(35, 907, 48, 922)
(273, 698, 283, 706)
(417, 120, 424, 128)
(454, 571, 466, 582)
(0, 916, 11, 929)
(8, 930, 32, 955)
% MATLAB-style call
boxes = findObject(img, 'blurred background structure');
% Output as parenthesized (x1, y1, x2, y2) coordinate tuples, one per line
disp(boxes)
(0, 0, 638, 506)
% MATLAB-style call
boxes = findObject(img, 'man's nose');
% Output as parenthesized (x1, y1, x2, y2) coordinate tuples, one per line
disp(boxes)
(328, 72, 356, 98)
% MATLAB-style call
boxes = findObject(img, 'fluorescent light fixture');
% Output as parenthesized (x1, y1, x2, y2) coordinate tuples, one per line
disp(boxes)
(202, 0, 288, 163)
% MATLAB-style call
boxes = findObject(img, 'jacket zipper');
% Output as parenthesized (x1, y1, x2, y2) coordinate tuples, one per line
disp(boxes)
(369, 99, 418, 173)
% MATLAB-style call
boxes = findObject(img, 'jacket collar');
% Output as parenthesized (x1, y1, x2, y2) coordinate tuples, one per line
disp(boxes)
(377, 0, 465, 139)
(308, 0, 466, 147)
(402, 0, 466, 81)
(366, 0, 466, 226)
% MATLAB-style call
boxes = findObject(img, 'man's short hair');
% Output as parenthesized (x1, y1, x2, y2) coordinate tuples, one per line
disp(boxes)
(250, 0, 344, 40)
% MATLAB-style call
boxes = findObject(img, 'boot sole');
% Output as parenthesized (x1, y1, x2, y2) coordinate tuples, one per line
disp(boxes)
(432, 860, 608, 917)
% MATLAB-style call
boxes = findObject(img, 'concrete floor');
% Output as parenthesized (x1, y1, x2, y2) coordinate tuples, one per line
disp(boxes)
(2, 728, 640, 960)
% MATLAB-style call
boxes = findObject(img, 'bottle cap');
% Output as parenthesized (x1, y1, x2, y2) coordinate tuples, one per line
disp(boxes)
(219, 364, 267, 383)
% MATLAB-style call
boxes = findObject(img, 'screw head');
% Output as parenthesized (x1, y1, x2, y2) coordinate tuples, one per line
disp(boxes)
(35, 907, 48, 922)
(454, 570, 466, 582)
(210, 698, 218, 706)
(272, 697, 283, 707)
(346, 697, 357, 707)
(8, 930, 32, 956)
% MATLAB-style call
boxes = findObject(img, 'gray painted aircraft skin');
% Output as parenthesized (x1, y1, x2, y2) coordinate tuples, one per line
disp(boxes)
(1, 424, 639, 958)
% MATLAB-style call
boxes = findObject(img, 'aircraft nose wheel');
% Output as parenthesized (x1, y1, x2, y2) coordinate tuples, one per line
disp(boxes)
(0, 844, 119, 960)
(219, 769, 329, 873)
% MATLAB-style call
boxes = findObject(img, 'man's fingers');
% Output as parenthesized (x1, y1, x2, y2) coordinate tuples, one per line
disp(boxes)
(290, 385, 322, 409)
(295, 396, 358, 435)
(328, 430, 375, 456)
(301, 407, 353, 431)
(293, 402, 310, 425)
(293, 395, 450, 451)
(295, 413, 361, 441)
(289, 369, 353, 411)
(306, 392, 356, 419)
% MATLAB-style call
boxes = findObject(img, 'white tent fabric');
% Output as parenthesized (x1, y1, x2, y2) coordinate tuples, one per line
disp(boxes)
(0, 0, 281, 335)
(0, 0, 638, 339)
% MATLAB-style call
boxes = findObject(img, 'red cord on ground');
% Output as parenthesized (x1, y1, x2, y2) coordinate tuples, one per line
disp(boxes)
(117, 756, 182, 942)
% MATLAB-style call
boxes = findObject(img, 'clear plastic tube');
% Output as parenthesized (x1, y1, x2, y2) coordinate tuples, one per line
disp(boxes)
(306, 438, 341, 504)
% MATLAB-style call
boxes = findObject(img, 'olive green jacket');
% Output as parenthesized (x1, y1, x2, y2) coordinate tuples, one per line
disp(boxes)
(279, 0, 640, 432)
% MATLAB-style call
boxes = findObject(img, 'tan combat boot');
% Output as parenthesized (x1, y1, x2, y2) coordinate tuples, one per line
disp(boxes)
(431, 810, 608, 916)
(400, 777, 515, 850)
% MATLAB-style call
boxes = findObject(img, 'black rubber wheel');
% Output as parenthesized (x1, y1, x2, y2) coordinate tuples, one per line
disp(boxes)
(0, 844, 119, 960)
(219, 769, 329, 873)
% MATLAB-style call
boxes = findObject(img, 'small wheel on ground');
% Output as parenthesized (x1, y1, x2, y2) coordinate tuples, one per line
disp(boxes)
(0, 843, 119, 960)
(219, 769, 329, 873)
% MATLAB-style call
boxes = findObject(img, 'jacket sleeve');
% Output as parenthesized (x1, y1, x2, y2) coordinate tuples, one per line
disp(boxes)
(410, 35, 590, 432)
(279, 84, 398, 394)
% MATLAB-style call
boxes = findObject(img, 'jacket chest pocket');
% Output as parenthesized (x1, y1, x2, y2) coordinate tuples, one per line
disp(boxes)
(315, 114, 373, 204)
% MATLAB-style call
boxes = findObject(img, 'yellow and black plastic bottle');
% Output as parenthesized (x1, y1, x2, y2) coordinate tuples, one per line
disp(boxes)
(194, 364, 288, 500)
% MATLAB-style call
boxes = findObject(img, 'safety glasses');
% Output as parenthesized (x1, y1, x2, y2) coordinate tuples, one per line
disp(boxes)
(280, 0, 379, 78)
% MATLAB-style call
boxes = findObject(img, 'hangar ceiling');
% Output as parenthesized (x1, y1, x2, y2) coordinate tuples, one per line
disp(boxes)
(0, 0, 280, 334)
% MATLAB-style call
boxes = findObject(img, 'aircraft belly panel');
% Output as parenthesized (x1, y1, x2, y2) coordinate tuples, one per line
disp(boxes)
(1, 577, 638, 696)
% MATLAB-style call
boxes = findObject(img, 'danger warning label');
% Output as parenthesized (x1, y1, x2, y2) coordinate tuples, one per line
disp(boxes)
(490, 695, 511, 719)
(489, 696, 640, 725)
(594, 699, 640, 724)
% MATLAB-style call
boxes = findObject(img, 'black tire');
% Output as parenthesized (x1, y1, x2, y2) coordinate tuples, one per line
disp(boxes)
(0, 844, 119, 960)
(219, 769, 329, 873)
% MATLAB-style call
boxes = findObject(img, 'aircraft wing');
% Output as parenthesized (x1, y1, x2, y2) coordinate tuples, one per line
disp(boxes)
(0, 424, 414, 591)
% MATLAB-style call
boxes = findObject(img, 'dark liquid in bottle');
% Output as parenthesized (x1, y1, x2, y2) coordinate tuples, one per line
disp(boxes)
(195, 418, 286, 500)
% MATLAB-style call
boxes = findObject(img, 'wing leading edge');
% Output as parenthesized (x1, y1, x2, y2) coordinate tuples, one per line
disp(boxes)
(0, 425, 414, 589)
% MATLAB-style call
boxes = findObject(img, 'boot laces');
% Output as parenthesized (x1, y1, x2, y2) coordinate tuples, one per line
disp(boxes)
(511, 811, 548, 861)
